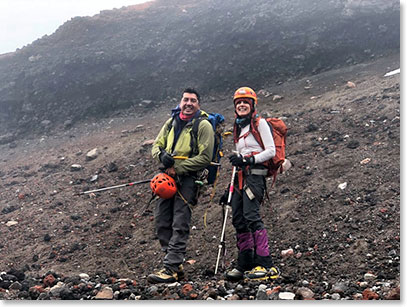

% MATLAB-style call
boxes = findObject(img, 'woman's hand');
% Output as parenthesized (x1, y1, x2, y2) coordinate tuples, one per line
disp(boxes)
(228, 154, 254, 167)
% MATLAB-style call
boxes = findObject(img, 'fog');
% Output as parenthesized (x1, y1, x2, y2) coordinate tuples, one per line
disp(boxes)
(0, 0, 149, 54)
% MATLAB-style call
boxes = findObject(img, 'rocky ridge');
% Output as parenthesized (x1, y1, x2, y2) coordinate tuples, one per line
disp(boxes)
(0, 0, 400, 137)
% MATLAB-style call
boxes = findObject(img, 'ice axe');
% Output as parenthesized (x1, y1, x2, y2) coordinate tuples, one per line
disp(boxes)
(77, 179, 152, 195)
(172, 155, 221, 167)
(214, 165, 236, 275)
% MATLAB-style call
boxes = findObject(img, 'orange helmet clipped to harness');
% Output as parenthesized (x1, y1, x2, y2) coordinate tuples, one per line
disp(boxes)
(233, 87, 258, 105)
(150, 173, 177, 199)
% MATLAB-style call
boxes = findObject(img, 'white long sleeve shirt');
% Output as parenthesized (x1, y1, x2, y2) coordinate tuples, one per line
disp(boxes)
(236, 118, 276, 163)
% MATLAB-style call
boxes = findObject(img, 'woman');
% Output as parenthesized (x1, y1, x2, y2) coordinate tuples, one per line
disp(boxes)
(224, 86, 279, 281)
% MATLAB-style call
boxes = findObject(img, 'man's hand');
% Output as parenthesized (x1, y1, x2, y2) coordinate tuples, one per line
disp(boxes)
(159, 149, 175, 168)
(228, 154, 254, 167)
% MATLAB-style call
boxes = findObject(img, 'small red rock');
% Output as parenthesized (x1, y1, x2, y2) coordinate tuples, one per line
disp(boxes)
(362, 288, 379, 300)
(268, 286, 281, 294)
(29, 285, 45, 293)
(182, 283, 193, 295)
(119, 283, 127, 289)
(43, 274, 56, 287)
(189, 292, 198, 299)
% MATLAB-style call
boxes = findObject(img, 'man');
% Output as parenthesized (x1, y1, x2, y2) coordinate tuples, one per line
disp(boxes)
(148, 88, 214, 283)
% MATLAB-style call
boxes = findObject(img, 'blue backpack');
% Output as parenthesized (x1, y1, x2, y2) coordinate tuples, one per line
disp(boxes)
(166, 111, 225, 184)
(191, 113, 225, 184)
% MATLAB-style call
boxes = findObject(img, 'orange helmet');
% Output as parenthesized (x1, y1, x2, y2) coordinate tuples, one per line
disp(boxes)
(150, 173, 177, 199)
(233, 87, 257, 105)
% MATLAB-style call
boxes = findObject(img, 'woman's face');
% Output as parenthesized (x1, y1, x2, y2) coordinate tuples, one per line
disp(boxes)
(235, 99, 252, 117)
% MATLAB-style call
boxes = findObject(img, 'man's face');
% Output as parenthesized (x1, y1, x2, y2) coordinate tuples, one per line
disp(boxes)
(180, 92, 200, 116)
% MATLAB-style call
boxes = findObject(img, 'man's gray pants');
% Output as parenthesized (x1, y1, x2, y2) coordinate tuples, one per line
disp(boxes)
(154, 175, 197, 270)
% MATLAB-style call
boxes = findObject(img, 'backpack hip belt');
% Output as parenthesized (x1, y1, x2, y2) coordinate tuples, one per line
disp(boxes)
(236, 165, 267, 190)
(248, 168, 268, 176)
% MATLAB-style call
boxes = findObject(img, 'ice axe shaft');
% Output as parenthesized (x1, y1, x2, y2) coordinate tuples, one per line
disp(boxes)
(78, 179, 151, 195)
(173, 156, 221, 166)
(214, 166, 236, 275)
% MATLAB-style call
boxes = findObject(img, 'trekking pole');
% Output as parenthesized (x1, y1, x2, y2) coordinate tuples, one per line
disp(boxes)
(214, 166, 236, 275)
(78, 179, 152, 195)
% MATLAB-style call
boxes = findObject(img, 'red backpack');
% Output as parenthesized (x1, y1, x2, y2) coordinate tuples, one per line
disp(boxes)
(250, 116, 288, 181)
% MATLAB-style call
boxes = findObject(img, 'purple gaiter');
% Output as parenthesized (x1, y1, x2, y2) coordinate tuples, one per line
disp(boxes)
(254, 229, 270, 256)
(237, 232, 254, 252)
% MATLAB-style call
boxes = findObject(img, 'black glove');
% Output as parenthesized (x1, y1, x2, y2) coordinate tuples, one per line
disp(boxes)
(228, 154, 254, 167)
(159, 149, 175, 168)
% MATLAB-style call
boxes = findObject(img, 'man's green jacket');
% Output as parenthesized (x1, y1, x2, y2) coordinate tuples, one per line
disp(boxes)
(152, 111, 215, 175)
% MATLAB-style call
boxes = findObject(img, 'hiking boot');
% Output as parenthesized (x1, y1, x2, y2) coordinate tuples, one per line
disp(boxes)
(245, 266, 280, 281)
(245, 266, 268, 281)
(225, 268, 244, 281)
(147, 265, 184, 284)
(268, 266, 280, 280)
(177, 264, 185, 280)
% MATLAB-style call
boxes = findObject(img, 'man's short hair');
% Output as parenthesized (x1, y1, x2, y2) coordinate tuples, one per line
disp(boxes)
(183, 88, 200, 103)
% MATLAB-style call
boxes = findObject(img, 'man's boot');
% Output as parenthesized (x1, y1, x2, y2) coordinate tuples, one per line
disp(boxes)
(147, 264, 184, 284)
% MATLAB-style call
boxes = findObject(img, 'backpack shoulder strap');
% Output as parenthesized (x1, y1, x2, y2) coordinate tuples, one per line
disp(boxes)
(163, 117, 176, 152)
(192, 116, 204, 139)
(189, 116, 205, 157)
(166, 117, 175, 133)
(250, 116, 265, 149)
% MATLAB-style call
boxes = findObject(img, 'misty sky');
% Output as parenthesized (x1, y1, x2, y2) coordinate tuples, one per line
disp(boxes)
(0, 0, 149, 54)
